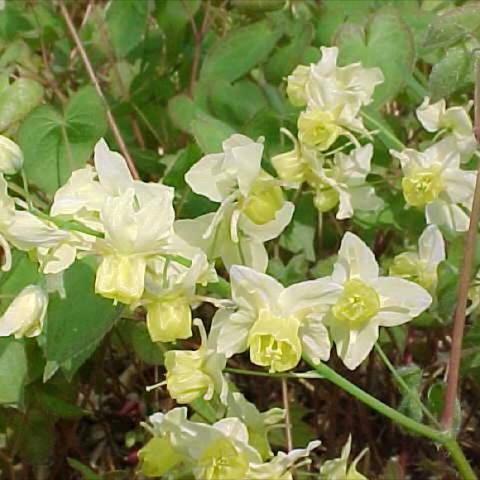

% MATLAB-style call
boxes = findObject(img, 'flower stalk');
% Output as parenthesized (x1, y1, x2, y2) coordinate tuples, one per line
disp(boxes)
(441, 51, 480, 431)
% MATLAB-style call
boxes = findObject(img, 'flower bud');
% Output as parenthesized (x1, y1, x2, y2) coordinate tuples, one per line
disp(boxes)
(271, 148, 306, 184)
(0, 285, 48, 338)
(313, 181, 340, 212)
(298, 109, 342, 151)
(0, 135, 23, 174)
(286, 65, 310, 107)
(95, 255, 146, 305)
(248, 310, 301, 373)
(146, 295, 192, 343)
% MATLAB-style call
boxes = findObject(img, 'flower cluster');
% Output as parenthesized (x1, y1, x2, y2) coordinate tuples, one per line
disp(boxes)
(1, 44, 474, 479)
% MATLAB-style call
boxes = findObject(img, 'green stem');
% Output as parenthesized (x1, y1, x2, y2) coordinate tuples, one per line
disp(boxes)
(374, 344, 440, 428)
(303, 355, 477, 480)
(225, 366, 322, 380)
(361, 110, 405, 151)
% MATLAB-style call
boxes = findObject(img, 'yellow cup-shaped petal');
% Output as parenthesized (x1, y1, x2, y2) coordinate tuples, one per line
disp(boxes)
(298, 109, 342, 151)
(165, 349, 213, 404)
(332, 279, 380, 330)
(95, 254, 146, 305)
(242, 174, 284, 225)
(138, 437, 182, 477)
(146, 295, 192, 343)
(286, 65, 310, 107)
(198, 438, 249, 480)
(402, 167, 443, 208)
(248, 310, 302, 373)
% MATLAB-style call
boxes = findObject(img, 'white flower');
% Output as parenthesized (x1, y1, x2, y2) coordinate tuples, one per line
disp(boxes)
(0, 285, 48, 338)
(391, 137, 476, 232)
(246, 441, 321, 480)
(416, 97, 476, 159)
(320, 435, 368, 480)
(184, 134, 294, 272)
(308, 144, 383, 219)
(287, 47, 384, 150)
(390, 225, 445, 292)
(94, 184, 175, 305)
(324, 232, 431, 370)
(208, 265, 341, 372)
(0, 135, 23, 174)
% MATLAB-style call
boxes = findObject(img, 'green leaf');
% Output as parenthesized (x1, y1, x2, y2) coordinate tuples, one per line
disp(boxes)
(18, 86, 107, 194)
(427, 382, 461, 435)
(335, 10, 415, 106)
(191, 113, 235, 154)
(118, 321, 167, 366)
(106, 0, 149, 57)
(279, 193, 316, 262)
(264, 22, 314, 84)
(0, 338, 28, 405)
(168, 94, 201, 134)
(45, 259, 121, 367)
(163, 144, 201, 189)
(200, 20, 282, 82)
(67, 458, 102, 480)
(429, 45, 473, 101)
(0, 78, 43, 132)
(268, 254, 308, 287)
(422, 3, 480, 51)
(397, 364, 424, 423)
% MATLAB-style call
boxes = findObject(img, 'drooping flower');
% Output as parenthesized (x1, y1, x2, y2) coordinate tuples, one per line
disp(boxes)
(164, 319, 228, 404)
(391, 137, 476, 232)
(319, 435, 368, 480)
(324, 232, 431, 370)
(390, 225, 445, 292)
(416, 97, 476, 159)
(0, 285, 48, 338)
(94, 184, 175, 305)
(307, 143, 383, 219)
(183, 134, 294, 272)
(142, 241, 216, 342)
(0, 135, 23, 174)
(208, 265, 341, 372)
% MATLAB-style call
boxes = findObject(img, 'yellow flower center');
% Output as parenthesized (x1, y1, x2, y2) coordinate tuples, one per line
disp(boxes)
(402, 166, 443, 208)
(298, 109, 342, 151)
(248, 310, 301, 372)
(199, 439, 249, 480)
(332, 279, 380, 329)
(146, 295, 192, 343)
(242, 173, 284, 225)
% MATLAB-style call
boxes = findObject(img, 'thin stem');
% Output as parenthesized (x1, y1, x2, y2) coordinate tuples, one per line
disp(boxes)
(374, 344, 440, 428)
(361, 110, 405, 151)
(281, 378, 293, 452)
(224, 367, 320, 380)
(441, 53, 480, 431)
(302, 355, 477, 480)
(58, 1, 139, 180)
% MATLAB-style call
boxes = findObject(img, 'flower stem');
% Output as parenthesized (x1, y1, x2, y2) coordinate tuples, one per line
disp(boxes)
(302, 355, 477, 480)
(441, 52, 480, 431)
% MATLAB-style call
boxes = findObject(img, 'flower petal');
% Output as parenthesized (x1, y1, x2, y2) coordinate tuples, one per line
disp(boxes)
(372, 276, 432, 326)
(418, 225, 445, 267)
